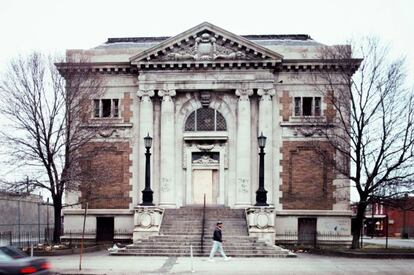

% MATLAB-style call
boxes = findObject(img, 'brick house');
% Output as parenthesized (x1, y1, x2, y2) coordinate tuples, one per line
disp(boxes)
(354, 196, 414, 238)
(59, 22, 358, 245)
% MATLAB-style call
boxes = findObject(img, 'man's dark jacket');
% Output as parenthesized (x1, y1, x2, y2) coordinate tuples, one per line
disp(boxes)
(213, 227, 222, 242)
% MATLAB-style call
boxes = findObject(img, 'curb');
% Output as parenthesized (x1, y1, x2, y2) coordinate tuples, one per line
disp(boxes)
(309, 248, 414, 259)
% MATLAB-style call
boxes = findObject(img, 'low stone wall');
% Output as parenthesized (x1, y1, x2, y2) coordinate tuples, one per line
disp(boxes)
(33, 244, 107, 256)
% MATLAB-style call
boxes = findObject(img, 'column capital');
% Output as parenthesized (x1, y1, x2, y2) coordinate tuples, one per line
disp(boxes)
(235, 89, 253, 101)
(137, 90, 155, 101)
(257, 89, 276, 101)
(158, 89, 176, 101)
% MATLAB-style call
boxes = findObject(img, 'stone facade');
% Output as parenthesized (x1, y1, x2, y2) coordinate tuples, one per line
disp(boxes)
(60, 22, 356, 244)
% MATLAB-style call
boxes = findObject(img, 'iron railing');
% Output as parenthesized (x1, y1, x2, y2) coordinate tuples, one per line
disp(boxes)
(0, 228, 54, 247)
(201, 194, 206, 253)
(275, 231, 351, 247)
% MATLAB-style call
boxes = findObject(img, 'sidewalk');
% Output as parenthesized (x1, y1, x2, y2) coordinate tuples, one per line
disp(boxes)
(47, 250, 414, 274)
(362, 237, 414, 248)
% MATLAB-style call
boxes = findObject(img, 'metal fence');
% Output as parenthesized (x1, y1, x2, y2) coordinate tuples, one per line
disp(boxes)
(275, 231, 351, 247)
(0, 227, 54, 247)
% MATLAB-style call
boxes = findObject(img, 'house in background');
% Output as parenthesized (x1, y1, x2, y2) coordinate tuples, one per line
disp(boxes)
(352, 196, 414, 238)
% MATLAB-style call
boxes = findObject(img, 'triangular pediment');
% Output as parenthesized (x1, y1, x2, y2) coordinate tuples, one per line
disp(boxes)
(130, 22, 283, 69)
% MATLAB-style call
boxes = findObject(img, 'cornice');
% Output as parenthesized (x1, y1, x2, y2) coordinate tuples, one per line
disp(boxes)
(55, 57, 362, 74)
(278, 58, 362, 73)
(55, 62, 138, 75)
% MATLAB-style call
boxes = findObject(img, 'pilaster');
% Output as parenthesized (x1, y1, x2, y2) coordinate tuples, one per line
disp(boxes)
(235, 89, 253, 206)
(137, 90, 154, 205)
(257, 88, 275, 205)
(158, 89, 176, 207)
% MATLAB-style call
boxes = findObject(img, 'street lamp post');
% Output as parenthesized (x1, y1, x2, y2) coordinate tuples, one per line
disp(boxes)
(255, 132, 269, 206)
(141, 133, 154, 205)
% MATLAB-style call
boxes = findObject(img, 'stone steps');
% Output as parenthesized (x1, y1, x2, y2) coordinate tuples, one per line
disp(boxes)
(110, 207, 292, 257)
(112, 252, 291, 258)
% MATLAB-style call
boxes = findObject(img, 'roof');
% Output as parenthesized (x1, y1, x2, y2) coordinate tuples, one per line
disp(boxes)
(95, 34, 322, 50)
(65, 22, 335, 63)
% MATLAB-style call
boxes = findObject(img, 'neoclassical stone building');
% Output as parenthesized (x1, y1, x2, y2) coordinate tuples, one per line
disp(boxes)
(61, 22, 355, 244)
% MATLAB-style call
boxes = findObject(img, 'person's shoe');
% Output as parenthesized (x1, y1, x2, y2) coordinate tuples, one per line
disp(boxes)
(208, 258, 215, 262)
(224, 257, 231, 261)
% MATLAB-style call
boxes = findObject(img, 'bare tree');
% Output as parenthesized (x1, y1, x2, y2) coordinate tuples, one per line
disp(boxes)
(312, 37, 414, 248)
(0, 52, 107, 243)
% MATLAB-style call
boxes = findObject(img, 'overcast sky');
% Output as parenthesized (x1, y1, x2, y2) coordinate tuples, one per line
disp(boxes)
(0, 0, 413, 76)
(0, 0, 413, 200)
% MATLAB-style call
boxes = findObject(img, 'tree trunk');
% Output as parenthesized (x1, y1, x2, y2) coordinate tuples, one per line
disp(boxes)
(352, 202, 367, 249)
(53, 199, 62, 243)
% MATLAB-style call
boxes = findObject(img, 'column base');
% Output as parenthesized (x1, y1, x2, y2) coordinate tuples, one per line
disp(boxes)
(246, 207, 276, 245)
(133, 206, 164, 242)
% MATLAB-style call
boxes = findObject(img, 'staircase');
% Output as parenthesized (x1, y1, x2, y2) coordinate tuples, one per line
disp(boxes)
(112, 207, 294, 257)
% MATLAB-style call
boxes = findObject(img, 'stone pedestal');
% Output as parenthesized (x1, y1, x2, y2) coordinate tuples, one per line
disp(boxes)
(133, 206, 164, 242)
(246, 207, 276, 245)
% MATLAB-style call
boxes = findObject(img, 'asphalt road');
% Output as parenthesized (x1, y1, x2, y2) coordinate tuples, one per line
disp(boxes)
(45, 250, 414, 275)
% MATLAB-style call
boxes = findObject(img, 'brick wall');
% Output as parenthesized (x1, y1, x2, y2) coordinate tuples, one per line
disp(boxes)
(79, 142, 132, 209)
(323, 90, 336, 123)
(279, 90, 291, 121)
(280, 141, 335, 210)
(121, 92, 133, 123)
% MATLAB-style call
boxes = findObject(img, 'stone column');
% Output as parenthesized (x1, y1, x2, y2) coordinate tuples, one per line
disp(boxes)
(235, 89, 253, 206)
(257, 89, 275, 205)
(137, 90, 154, 204)
(158, 89, 176, 207)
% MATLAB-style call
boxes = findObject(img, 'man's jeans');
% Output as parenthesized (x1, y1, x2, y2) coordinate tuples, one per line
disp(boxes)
(209, 240, 227, 258)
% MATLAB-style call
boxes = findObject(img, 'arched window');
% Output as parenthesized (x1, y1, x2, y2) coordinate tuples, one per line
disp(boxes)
(185, 108, 227, 131)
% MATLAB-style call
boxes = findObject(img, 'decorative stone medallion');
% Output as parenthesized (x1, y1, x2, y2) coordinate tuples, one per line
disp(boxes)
(139, 212, 152, 228)
(256, 213, 269, 229)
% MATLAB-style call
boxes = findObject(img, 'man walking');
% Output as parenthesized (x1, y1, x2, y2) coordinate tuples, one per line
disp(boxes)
(208, 221, 230, 261)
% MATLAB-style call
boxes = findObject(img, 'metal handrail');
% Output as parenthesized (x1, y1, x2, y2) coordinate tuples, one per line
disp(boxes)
(201, 193, 206, 254)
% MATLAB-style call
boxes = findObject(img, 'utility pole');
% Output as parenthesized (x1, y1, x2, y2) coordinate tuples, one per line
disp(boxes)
(79, 202, 88, 271)
(18, 198, 21, 247)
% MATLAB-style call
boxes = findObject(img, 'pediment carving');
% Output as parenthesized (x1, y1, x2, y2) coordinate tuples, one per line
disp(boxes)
(161, 33, 249, 62)
(193, 155, 219, 165)
(130, 22, 283, 69)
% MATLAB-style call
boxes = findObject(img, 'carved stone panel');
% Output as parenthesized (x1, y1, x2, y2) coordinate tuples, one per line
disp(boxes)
(162, 32, 250, 62)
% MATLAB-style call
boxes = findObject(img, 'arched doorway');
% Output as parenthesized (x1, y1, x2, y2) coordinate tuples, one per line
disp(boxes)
(184, 107, 227, 205)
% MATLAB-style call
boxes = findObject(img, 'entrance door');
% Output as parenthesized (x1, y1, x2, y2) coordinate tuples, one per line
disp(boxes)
(96, 217, 114, 242)
(298, 218, 317, 244)
(193, 169, 213, 204)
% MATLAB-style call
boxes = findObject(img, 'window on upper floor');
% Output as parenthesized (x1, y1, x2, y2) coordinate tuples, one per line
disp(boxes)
(185, 107, 227, 131)
(93, 99, 119, 118)
(294, 96, 321, 117)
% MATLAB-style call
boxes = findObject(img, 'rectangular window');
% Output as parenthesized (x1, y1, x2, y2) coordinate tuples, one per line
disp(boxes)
(302, 97, 313, 116)
(293, 96, 322, 117)
(294, 97, 301, 116)
(93, 99, 100, 118)
(102, 99, 111, 117)
(314, 97, 321, 116)
(93, 99, 120, 118)
(113, 99, 119, 118)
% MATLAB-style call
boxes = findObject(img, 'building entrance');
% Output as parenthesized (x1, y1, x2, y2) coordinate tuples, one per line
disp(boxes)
(192, 169, 219, 204)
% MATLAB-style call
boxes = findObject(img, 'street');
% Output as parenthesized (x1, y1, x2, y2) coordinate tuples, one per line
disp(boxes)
(46, 250, 414, 275)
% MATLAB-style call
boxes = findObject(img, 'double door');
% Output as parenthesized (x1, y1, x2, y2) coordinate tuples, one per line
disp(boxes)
(192, 169, 219, 204)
